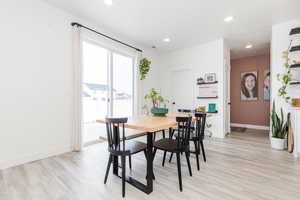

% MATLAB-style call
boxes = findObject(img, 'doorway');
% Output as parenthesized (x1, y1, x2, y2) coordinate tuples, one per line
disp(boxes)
(81, 40, 135, 146)
(229, 54, 270, 138)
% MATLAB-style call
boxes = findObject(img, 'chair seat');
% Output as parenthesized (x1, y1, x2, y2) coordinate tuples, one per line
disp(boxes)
(110, 140, 147, 155)
(154, 138, 186, 152)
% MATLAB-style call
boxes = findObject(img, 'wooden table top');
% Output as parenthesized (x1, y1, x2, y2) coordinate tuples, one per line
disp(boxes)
(96, 112, 212, 133)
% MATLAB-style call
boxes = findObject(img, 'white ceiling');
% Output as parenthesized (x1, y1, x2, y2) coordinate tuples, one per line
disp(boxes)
(44, 0, 300, 58)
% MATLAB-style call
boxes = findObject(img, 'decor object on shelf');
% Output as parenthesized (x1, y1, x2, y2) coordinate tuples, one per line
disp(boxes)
(264, 70, 270, 100)
(277, 46, 293, 103)
(292, 98, 300, 107)
(144, 88, 169, 116)
(289, 27, 300, 36)
(208, 103, 216, 113)
(270, 102, 288, 150)
(139, 58, 151, 80)
(293, 60, 300, 65)
(241, 71, 258, 101)
(197, 77, 205, 84)
(198, 84, 218, 98)
(204, 73, 217, 83)
(196, 106, 206, 112)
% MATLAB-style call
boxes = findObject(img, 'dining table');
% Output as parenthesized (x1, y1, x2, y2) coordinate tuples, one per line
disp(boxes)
(96, 112, 212, 194)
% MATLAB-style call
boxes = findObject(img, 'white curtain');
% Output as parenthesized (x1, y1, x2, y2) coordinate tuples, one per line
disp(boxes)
(72, 25, 83, 152)
(135, 51, 143, 115)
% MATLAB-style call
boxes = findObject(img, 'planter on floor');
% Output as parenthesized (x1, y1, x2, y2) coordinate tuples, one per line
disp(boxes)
(271, 137, 287, 150)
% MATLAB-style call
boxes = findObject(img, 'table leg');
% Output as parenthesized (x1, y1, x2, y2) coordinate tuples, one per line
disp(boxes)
(112, 132, 154, 195)
(146, 132, 154, 192)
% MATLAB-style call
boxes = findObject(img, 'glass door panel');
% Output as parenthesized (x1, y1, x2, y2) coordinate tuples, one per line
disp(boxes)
(112, 53, 134, 116)
(82, 41, 108, 144)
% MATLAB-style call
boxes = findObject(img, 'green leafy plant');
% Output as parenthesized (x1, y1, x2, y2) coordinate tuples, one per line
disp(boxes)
(144, 88, 168, 108)
(277, 42, 293, 103)
(139, 58, 151, 80)
(271, 102, 288, 139)
(205, 123, 213, 137)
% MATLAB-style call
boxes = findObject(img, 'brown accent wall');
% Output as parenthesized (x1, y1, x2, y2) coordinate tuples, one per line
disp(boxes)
(230, 54, 270, 126)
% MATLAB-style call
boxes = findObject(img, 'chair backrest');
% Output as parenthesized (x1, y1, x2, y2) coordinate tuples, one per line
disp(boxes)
(194, 113, 206, 139)
(105, 117, 128, 153)
(176, 116, 192, 149)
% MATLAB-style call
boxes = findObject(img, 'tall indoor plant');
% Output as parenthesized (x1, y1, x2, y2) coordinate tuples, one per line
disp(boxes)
(270, 102, 288, 150)
(144, 88, 169, 116)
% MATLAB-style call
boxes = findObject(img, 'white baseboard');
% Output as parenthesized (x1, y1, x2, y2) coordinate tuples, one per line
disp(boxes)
(231, 123, 270, 131)
(0, 146, 72, 170)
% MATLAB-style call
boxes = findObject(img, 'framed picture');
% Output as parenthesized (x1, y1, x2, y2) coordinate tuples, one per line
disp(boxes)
(198, 84, 218, 98)
(204, 73, 216, 83)
(263, 70, 270, 100)
(241, 71, 258, 101)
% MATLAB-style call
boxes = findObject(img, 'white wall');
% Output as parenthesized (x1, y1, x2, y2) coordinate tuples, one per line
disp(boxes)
(0, 0, 160, 169)
(271, 18, 300, 110)
(159, 39, 226, 138)
(271, 19, 300, 154)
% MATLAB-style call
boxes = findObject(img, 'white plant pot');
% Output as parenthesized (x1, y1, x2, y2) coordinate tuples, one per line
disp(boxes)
(271, 137, 287, 150)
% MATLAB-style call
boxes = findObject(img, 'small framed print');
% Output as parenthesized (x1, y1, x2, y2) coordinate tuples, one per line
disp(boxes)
(204, 73, 217, 83)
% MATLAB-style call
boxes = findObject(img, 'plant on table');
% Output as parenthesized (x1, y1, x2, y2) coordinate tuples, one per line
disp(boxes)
(144, 88, 169, 116)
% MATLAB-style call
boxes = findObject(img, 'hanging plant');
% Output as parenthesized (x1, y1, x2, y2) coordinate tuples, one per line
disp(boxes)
(139, 58, 151, 80)
(277, 41, 293, 103)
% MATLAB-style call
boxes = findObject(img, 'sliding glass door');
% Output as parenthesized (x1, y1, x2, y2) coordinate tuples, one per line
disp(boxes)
(112, 53, 134, 116)
(82, 40, 135, 145)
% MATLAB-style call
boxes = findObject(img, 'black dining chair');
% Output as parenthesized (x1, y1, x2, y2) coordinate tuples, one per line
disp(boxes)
(166, 109, 195, 163)
(103, 117, 148, 197)
(153, 116, 193, 191)
(169, 112, 207, 170)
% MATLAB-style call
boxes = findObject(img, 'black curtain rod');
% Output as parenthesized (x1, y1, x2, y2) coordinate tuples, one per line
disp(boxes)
(71, 22, 143, 52)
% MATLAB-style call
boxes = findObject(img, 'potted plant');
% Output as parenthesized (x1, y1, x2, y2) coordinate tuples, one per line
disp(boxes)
(270, 102, 288, 150)
(144, 88, 169, 117)
(139, 58, 151, 80)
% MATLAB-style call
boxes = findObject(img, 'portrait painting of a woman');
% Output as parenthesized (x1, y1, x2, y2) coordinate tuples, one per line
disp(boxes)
(241, 71, 258, 100)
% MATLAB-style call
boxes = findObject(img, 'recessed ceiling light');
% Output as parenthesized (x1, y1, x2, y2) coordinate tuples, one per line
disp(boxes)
(104, 0, 113, 6)
(163, 38, 171, 42)
(245, 44, 253, 49)
(224, 16, 234, 23)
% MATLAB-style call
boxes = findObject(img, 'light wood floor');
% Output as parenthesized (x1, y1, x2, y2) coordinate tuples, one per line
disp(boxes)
(1, 131, 300, 200)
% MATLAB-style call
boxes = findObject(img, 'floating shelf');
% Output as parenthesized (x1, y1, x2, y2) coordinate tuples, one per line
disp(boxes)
(207, 111, 218, 114)
(290, 46, 300, 52)
(197, 81, 218, 85)
(290, 64, 300, 68)
(197, 96, 218, 99)
(290, 27, 300, 36)
(290, 82, 300, 85)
